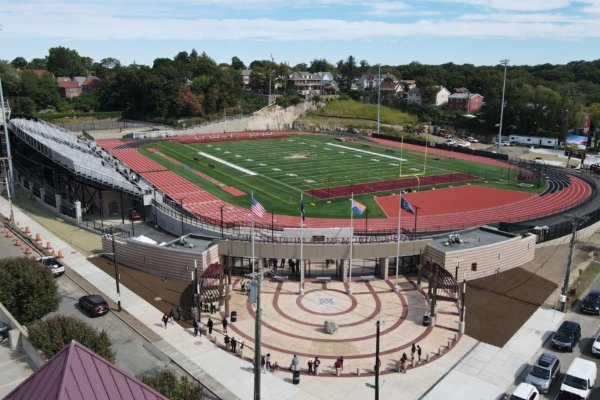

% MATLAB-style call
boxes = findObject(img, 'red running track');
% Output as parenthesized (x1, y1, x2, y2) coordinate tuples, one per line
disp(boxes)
(97, 135, 592, 233)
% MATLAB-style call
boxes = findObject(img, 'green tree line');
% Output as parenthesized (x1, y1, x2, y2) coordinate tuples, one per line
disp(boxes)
(1, 47, 599, 134)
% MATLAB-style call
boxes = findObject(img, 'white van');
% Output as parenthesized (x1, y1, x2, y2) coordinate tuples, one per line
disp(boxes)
(559, 357, 596, 399)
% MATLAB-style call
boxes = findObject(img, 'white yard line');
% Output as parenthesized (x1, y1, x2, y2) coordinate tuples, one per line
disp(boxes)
(326, 142, 407, 161)
(197, 151, 258, 175)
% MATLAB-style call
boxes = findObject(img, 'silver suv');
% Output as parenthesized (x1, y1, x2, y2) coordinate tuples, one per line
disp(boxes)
(525, 352, 560, 393)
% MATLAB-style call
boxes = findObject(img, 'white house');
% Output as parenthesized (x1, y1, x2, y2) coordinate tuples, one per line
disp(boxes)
(434, 86, 451, 106)
(402, 87, 422, 104)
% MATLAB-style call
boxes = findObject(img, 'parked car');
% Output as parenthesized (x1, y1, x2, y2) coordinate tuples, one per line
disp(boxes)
(508, 382, 539, 400)
(457, 141, 470, 148)
(551, 320, 581, 352)
(444, 139, 456, 146)
(37, 256, 65, 277)
(591, 332, 600, 356)
(78, 295, 110, 317)
(525, 352, 560, 393)
(501, 140, 511, 146)
(580, 290, 600, 314)
(466, 136, 479, 143)
(559, 357, 596, 399)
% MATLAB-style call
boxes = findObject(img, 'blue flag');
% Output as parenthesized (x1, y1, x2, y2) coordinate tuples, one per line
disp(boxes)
(401, 197, 415, 214)
(351, 199, 366, 216)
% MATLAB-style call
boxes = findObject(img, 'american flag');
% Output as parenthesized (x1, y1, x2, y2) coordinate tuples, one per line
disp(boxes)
(251, 197, 266, 218)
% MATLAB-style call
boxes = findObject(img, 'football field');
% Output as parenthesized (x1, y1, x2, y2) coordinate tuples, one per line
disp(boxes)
(139, 134, 539, 218)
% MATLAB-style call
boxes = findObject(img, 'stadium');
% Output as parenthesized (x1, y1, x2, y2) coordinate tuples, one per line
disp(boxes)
(3, 115, 600, 394)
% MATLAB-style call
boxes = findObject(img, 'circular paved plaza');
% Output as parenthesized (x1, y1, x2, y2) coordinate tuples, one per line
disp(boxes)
(223, 277, 461, 376)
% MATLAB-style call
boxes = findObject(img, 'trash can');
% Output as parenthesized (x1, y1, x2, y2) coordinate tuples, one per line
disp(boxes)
(422, 315, 430, 326)
(292, 371, 300, 385)
(230, 311, 237, 323)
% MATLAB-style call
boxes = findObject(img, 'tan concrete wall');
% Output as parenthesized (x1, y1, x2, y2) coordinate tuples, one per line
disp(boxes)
(422, 233, 538, 282)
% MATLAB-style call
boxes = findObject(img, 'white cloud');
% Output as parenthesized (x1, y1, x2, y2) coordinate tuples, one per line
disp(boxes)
(431, 0, 572, 12)
(366, 2, 411, 15)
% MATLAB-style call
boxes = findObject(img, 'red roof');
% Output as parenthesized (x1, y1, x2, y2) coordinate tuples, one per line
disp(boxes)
(57, 81, 81, 89)
(4, 340, 167, 400)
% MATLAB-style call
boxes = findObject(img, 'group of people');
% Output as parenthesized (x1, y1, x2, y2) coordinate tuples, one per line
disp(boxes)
(396, 343, 423, 373)
(224, 335, 244, 355)
(288, 355, 326, 375)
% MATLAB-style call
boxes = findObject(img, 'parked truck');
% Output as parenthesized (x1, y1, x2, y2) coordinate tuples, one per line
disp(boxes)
(559, 357, 596, 399)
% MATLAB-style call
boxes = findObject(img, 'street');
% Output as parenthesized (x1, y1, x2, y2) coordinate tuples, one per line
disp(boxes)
(0, 229, 183, 380)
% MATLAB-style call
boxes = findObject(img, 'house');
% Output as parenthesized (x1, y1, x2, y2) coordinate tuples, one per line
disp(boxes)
(402, 87, 422, 105)
(288, 71, 324, 96)
(72, 76, 87, 85)
(82, 77, 102, 94)
(400, 80, 416, 91)
(57, 79, 82, 98)
(4, 340, 166, 400)
(31, 69, 51, 78)
(380, 80, 403, 96)
(240, 69, 252, 89)
(358, 73, 398, 90)
(434, 86, 451, 106)
(448, 91, 484, 113)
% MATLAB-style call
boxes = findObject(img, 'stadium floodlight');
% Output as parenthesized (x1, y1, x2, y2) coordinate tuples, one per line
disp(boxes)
(497, 59, 509, 154)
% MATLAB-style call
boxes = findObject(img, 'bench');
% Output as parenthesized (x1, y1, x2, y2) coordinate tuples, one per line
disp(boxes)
(360, 275, 375, 282)
(272, 275, 288, 282)
(315, 276, 331, 282)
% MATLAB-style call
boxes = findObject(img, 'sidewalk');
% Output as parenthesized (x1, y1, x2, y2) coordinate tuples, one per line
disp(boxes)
(0, 191, 575, 400)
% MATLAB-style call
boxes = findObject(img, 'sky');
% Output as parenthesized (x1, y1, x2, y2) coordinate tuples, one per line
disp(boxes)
(1, 0, 600, 68)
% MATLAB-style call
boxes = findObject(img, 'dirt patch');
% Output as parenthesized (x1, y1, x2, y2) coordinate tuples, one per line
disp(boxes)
(285, 152, 310, 159)
(465, 267, 558, 347)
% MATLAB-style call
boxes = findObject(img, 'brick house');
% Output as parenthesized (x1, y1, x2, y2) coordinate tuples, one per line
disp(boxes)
(447, 91, 484, 113)
(57, 79, 82, 98)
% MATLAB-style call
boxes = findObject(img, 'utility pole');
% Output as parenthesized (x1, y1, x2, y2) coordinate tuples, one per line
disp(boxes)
(374, 319, 381, 400)
(560, 214, 587, 311)
(497, 59, 509, 154)
(248, 268, 272, 400)
(110, 226, 121, 311)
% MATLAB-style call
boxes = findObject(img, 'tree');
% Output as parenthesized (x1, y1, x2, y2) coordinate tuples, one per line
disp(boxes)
(177, 85, 202, 117)
(230, 56, 245, 70)
(337, 55, 358, 92)
(28, 315, 114, 361)
(0, 257, 59, 324)
(140, 370, 204, 400)
(46, 46, 88, 77)
(19, 70, 61, 111)
(308, 59, 333, 73)
(10, 57, 28, 70)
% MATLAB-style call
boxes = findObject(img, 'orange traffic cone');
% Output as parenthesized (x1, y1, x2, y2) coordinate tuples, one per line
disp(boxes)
(24, 247, 31, 255)
(46, 241, 52, 250)
(35, 233, 41, 242)
(23, 226, 30, 234)
(14, 238, 21, 246)
(57, 251, 64, 259)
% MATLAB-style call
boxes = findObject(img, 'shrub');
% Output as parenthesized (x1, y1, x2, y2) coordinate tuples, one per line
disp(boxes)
(28, 315, 114, 361)
(140, 369, 205, 400)
(0, 257, 59, 324)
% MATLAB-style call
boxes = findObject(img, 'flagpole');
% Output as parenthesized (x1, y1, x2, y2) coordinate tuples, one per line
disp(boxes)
(348, 193, 354, 296)
(251, 192, 255, 274)
(394, 193, 402, 293)
(300, 193, 305, 296)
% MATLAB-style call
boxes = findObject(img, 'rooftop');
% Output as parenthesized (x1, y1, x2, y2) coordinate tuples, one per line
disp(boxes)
(428, 226, 520, 252)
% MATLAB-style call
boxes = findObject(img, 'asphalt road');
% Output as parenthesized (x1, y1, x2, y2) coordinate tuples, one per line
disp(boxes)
(0, 229, 181, 380)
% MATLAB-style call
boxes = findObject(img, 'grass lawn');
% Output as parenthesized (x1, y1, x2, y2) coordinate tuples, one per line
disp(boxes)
(140, 134, 544, 218)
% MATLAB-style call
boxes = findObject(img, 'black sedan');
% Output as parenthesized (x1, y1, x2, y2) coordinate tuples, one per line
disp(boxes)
(78, 295, 110, 317)
(580, 290, 600, 315)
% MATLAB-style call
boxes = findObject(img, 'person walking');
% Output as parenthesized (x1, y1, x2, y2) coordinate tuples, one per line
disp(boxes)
(261, 355, 266, 373)
(241, 281, 246, 293)
(337, 356, 344, 371)
(162, 313, 169, 329)
(192, 317, 199, 336)
(231, 337, 237, 354)
(168, 310, 175, 324)
(207, 317, 213, 335)
(211, 303, 216, 314)
(313, 356, 321, 375)
(222, 317, 228, 333)
(334, 359, 342, 376)
(417, 345, 422, 362)
(265, 353, 271, 370)
(176, 306, 183, 321)
(307, 359, 313, 374)
(289, 355, 300, 371)
(411, 343, 416, 361)
(224, 335, 230, 351)
(239, 339, 245, 357)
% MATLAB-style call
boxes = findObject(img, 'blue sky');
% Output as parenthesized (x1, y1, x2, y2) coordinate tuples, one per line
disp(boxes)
(1, 0, 599, 67)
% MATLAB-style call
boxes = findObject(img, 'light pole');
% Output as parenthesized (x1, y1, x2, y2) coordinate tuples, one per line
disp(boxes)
(220, 205, 224, 239)
(560, 214, 587, 311)
(497, 59, 509, 154)
(248, 267, 272, 400)
(0, 157, 14, 227)
(88, 227, 121, 311)
(374, 319, 381, 400)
